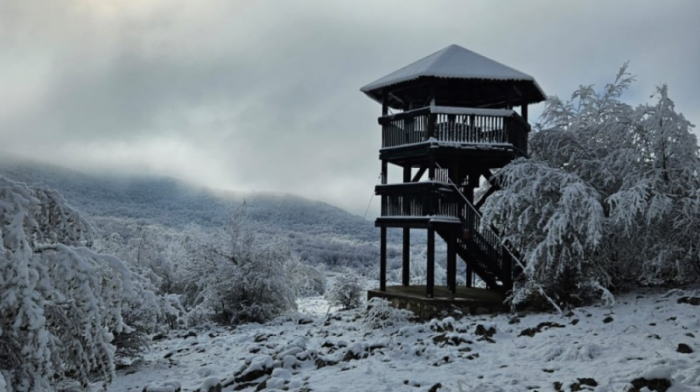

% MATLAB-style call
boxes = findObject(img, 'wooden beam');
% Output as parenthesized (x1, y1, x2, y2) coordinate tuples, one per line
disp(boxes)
(380, 227, 387, 292)
(522, 104, 529, 122)
(466, 262, 473, 288)
(381, 160, 388, 185)
(513, 85, 523, 97)
(506, 85, 513, 110)
(412, 166, 426, 182)
(402, 165, 411, 287)
(447, 231, 456, 294)
(426, 228, 435, 298)
(382, 90, 388, 116)
(403, 228, 410, 286)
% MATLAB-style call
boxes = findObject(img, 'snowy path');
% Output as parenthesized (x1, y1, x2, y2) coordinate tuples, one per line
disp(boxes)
(110, 289, 700, 392)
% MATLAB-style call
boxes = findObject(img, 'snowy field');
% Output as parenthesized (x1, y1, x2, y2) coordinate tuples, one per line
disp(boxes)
(109, 288, 700, 392)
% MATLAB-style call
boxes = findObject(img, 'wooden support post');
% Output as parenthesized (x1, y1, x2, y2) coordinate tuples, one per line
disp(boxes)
(428, 155, 435, 215)
(380, 226, 387, 292)
(506, 85, 513, 110)
(447, 231, 456, 294)
(402, 165, 411, 286)
(382, 90, 388, 116)
(522, 104, 528, 122)
(427, 228, 435, 298)
(466, 262, 473, 288)
(465, 171, 479, 204)
(381, 160, 388, 184)
(402, 228, 410, 286)
(380, 160, 388, 216)
(412, 166, 426, 182)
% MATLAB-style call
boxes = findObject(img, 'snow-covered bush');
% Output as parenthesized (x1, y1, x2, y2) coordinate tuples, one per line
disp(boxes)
(325, 269, 365, 310)
(0, 176, 151, 391)
(483, 65, 700, 307)
(285, 258, 326, 296)
(363, 297, 413, 329)
(182, 218, 298, 325)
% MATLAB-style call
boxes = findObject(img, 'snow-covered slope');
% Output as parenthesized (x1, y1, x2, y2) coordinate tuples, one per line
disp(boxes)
(0, 158, 401, 269)
(0, 158, 375, 240)
(111, 288, 700, 392)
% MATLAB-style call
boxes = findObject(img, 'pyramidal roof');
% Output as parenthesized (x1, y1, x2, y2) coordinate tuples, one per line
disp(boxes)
(361, 44, 545, 97)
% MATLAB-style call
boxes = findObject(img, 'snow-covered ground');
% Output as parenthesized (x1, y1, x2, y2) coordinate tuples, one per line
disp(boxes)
(110, 288, 700, 392)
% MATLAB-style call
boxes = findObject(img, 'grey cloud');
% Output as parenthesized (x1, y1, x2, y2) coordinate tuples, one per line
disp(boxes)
(1, 0, 699, 216)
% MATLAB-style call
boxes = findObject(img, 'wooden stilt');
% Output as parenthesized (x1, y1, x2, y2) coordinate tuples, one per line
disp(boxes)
(448, 230, 456, 293)
(402, 228, 410, 286)
(380, 226, 387, 292)
(427, 228, 435, 298)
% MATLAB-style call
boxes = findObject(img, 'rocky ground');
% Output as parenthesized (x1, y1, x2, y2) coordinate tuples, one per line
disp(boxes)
(109, 288, 700, 392)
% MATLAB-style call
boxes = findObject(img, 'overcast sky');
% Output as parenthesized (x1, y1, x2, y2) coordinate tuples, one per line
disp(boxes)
(1, 0, 699, 217)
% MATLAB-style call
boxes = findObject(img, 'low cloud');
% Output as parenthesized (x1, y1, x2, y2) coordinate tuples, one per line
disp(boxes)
(1, 0, 699, 216)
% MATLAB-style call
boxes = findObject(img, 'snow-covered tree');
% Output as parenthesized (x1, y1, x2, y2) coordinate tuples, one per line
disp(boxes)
(483, 66, 700, 307)
(325, 269, 365, 310)
(0, 176, 154, 391)
(285, 258, 326, 297)
(182, 216, 298, 325)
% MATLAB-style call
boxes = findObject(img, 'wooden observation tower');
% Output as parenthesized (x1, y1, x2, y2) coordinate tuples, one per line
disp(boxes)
(361, 45, 546, 308)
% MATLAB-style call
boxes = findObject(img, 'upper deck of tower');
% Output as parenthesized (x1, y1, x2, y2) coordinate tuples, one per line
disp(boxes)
(361, 44, 546, 110)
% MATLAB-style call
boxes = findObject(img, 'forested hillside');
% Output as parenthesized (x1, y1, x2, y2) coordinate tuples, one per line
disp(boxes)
(0, 157, 404, 270)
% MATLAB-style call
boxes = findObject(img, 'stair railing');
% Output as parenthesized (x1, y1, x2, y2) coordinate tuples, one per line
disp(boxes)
(434, 164, 525, 285)
(434, 166, 565, 313)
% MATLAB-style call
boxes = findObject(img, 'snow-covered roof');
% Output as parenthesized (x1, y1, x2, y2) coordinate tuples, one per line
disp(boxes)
(361, 44, 546, 103)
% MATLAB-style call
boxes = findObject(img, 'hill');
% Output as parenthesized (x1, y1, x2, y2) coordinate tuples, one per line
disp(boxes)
(0, 157, 399, 268)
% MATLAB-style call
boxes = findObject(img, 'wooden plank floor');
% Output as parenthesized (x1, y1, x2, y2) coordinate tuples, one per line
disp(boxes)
(368, 285, 504, 304)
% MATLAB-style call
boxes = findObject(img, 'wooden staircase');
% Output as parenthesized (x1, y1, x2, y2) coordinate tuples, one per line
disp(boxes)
(436, 181, 514, 291)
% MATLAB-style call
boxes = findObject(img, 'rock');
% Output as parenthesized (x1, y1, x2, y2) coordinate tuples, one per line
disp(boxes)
(428, 383, 443, 392)
(314, 357, 338, 369)
(628, 377, 672, 392)
(234, 356, 274, 384)
(677, 343, 693, 354)
(198, 378, 222, 392)
(474, 324, 495, 338)
(179, 331, 197, 339)
(519, 322, 565, 337)
(253, 333, 272, 343)
(570, 378, 597, 391)
(677, 296, 700, 306)
(142, 381, 182, 392)
(603, 316, 614, 323)
(152, 333, 167, 341)
(553, 381, 563, 391)
(254, 379, 267, 392)
(297, 317, 314, 325)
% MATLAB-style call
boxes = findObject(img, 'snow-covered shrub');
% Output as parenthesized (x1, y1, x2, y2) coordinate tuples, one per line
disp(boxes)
(483, 65, 700, 307)
(0, 176, 150, 391)
(325, 269, 364, 310)
(182, 218, 297, 325)
(363, 297, 413, 329)
(285, 258, 326, 296)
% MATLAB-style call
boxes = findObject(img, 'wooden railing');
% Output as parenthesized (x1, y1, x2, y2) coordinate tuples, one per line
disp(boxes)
(376, 182, 462, 218)
(379, 105, 530, 155)
(463, 201, 506, 273)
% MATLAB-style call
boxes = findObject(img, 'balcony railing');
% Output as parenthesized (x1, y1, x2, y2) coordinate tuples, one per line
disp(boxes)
(376, 182, 462, 219)
(378, 105, 530, 155)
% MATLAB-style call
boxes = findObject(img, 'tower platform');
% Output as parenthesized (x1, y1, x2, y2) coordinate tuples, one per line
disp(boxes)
(368, 285, 506, 320)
